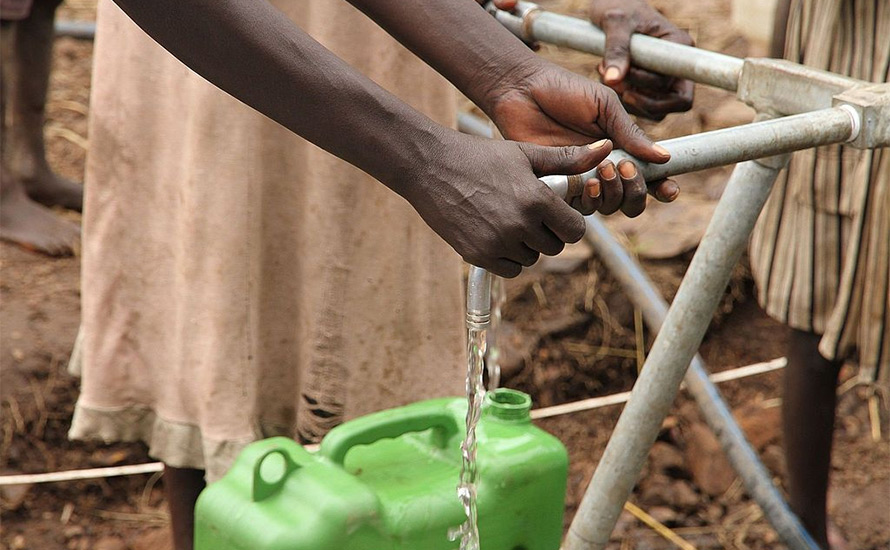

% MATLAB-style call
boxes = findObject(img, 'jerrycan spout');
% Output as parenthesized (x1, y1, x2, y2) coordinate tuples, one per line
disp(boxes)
(485, 389, 532, 422)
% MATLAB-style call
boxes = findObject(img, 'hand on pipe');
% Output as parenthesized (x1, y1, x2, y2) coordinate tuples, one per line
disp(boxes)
(482, 59, 680, 212)
(589, 0, 695, 120)
(406, 132, 613, 278)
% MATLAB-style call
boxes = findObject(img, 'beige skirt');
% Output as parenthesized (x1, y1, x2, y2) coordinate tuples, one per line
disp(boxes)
(69, 0, 466, 481)
(750, 0, 889, 383)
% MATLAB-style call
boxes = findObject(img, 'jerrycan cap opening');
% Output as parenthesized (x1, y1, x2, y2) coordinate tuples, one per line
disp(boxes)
(485, 389, 532, 422)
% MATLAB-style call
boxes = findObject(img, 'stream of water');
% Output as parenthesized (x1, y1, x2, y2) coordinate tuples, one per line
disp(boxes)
(448, 326, 487, 550)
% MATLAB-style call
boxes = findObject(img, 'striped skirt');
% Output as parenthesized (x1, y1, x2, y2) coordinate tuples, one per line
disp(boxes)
(749, 0, 890, 384)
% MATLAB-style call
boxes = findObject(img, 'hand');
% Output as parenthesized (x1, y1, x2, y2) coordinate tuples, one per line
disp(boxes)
(481, 59, 679, 214)
(405, 129, 613, 278)
(589, 0, 694, 120)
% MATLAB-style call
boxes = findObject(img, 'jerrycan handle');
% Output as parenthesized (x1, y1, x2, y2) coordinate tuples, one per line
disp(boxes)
(320, 408, 460, 466)
(252, 448, 300, 502)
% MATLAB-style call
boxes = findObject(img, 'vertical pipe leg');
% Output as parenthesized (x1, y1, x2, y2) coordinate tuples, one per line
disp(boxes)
(583, 216, 819, 550)
(565, 158, 785, 550)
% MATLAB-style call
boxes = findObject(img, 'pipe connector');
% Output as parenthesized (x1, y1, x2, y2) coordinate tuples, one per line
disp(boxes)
(466, 266, 492, 329)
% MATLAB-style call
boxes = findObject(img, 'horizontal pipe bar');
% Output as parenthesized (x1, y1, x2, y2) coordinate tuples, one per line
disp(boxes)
(559, 106, 855, 186)
(489, 1, 743, 91)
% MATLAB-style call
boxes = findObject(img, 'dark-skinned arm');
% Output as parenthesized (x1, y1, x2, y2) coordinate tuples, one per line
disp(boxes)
(108, 0, 616, 277)
(350, 0, 679, 217)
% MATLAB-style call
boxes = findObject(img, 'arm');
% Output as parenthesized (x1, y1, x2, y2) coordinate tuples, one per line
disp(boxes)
(588, 0, 695, 120)
(348, 0, 669, 164)
(109, 0, 613, 277)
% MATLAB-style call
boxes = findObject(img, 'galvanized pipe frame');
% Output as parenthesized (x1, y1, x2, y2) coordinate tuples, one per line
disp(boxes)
(582, 216, 820, 550)
(488, 1, 890, 147)
(565, 154, 793, 550)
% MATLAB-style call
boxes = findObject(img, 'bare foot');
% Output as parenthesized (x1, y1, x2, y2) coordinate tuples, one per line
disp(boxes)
(827, 521, 849, 550)
(20, 169, 84, 212)
(0, 183, 80, 256)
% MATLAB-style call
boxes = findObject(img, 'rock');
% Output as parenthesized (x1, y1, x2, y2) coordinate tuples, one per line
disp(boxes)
(0, 482, 32, 511)
(95, 535, 129, 550)
(639, 473, 675, 506)
(649, 442, 685, 475)
(131, 527, 174, 550)
(647, 505, 679, 525)
(734, 403, 782, 450)
(63, 525, 85, 539)
(639, 474, 700, 511)
(682, 422, 736, 496)
(11, 535, 26, 550)
(670, 480, 701, 509)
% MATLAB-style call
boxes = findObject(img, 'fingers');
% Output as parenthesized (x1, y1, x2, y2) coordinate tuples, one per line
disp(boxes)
(518, 139, 613, 176)
(488, 258, 523, 279)
(617, 160, 647, 218)
(596, 159, 647, 217)
(491, 0, 518, 9)
(597, 160, 622, 215)
(598, 9, 634, 85)
(523, 225, 566, 256)
(574, 178, 603, 215)
(622, 88, 693, 119)
(648, 178, 680, 203)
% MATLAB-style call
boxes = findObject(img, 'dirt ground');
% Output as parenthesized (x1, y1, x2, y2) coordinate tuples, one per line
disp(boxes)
(1, 1, 889, 549)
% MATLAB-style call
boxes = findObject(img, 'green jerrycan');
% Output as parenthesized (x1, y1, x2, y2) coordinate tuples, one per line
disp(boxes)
(194, 388, 568, 550)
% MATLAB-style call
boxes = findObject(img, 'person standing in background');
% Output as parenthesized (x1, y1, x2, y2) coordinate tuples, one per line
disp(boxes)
(1, 0, 82, 255)
(749, 1, 888, 548)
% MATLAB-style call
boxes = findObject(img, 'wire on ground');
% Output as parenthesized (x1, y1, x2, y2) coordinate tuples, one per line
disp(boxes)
(0, 357, 786, 486)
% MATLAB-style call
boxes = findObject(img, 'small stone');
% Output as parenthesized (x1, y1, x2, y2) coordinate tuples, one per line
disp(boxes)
(734, 403, 782, 450)
(12, 535, 26, 549)
(682, 422, 736, 496)
(647, 505, 678, 525)
(0, 483, 32, 510)
(95, 535, 129, 550)
(63, 525, 84, 539)
(11, 348, 25, 361)
(649, 442, 685, 475)
(670, 480, 701, 510)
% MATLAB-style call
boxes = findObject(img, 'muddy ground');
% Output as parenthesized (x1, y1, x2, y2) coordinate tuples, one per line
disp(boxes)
(1, 0, 889, 549)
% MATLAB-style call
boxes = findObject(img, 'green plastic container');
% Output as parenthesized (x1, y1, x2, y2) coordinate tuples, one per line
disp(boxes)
(195, 388, 567, 550)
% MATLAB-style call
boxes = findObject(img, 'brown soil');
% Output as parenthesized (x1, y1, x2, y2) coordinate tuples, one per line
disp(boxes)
(2, 1, 889, 549)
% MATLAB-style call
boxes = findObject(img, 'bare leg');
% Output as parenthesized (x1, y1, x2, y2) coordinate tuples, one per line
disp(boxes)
(162, 466, 206, 550)
(6, 0, 83, 211)
(783, 329, 846, 550)
(0, 20, 80, 255)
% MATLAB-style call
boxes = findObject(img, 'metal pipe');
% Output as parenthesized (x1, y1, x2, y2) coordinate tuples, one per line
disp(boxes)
(54, 20, 96, 40)
(488, 1, 744, 91)
(458, 112, 819, 548)
(463, 107, 857, 188)
(565, 158, 787, 550)
(583, 216, 820, 550)
(578, 106, 856, 184)
(466, 266, 493, 329)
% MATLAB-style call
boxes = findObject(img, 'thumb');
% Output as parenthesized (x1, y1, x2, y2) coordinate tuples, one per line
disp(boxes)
(518, 139, 613, 176)
(598, 9, 634, 84)
(600, 89, 671, 164)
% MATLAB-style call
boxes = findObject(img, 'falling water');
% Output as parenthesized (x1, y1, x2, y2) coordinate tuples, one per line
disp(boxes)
(448, 326, 487, 550)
